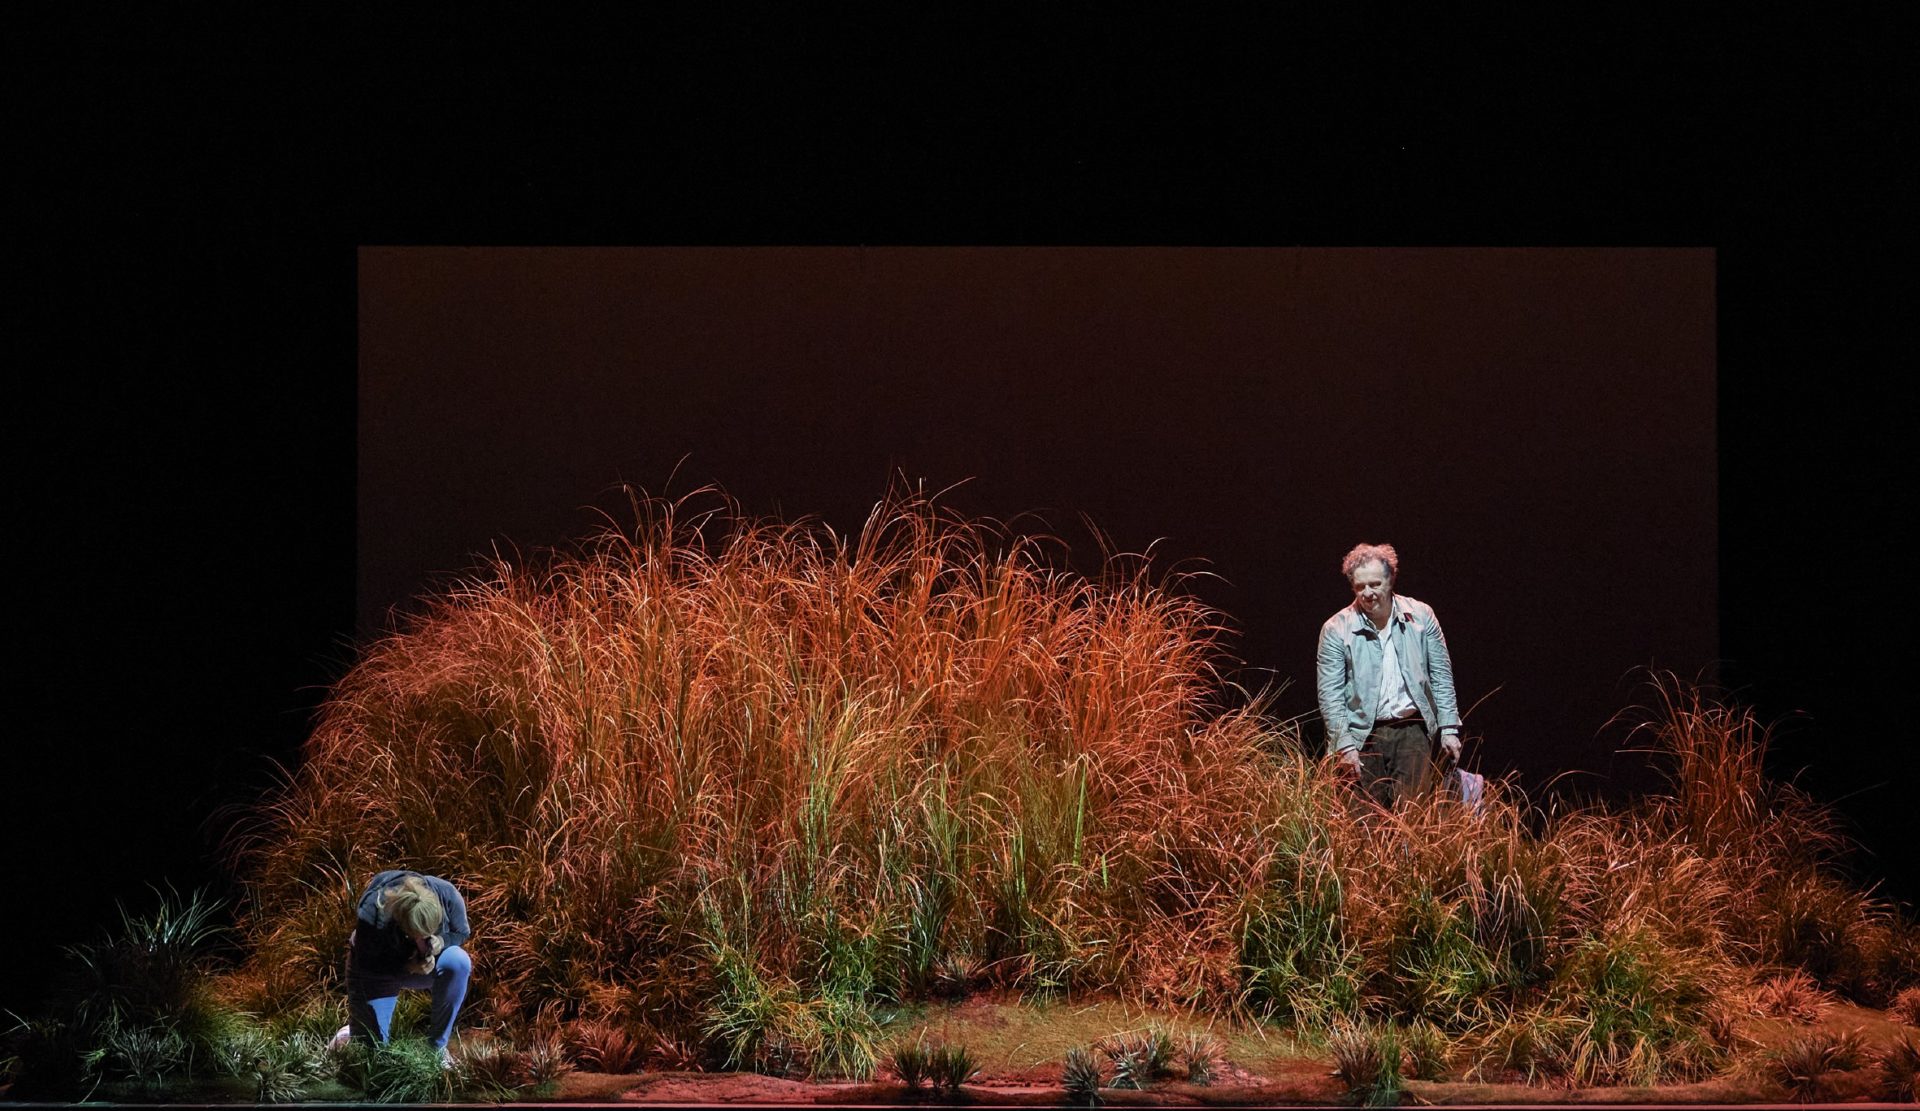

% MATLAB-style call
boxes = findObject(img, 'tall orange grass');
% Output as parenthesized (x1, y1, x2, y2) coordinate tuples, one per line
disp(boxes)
(223, 489, 1917, 1083)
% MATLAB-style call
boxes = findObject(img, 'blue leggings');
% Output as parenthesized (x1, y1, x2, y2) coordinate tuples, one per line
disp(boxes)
(347, 945, 471, 1049)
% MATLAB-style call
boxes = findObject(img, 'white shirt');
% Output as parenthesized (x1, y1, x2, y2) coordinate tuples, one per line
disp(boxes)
(1372, 614, 1419, 722)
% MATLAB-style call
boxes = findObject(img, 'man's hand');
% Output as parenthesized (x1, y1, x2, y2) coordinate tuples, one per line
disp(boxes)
(1338, 748, 1362, 776)
(1440, 733, 1462, 762)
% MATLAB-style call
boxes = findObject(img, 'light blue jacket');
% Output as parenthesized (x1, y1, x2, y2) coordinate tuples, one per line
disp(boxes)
(1316, 594, 1462, 756)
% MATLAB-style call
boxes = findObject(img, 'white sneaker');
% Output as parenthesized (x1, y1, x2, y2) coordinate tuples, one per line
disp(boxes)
(330, 1024, 352, 1050)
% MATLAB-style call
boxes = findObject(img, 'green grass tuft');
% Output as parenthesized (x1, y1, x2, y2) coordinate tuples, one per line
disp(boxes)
(1062, 1045, 1104, 1103)
(1328, 1018, 1403, 1106)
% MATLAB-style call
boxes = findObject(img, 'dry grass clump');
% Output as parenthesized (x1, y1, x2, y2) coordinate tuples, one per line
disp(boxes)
(1749, 970, 1834, 1024)
(562, 1016, 644, 1073)
(1760, 1028, 1869, 1102)
(1177, 1028, 1225, 1084)
(1625, 683, 1919, 1005)
(1873, 1031, 1920, 1102)
(1892, 986, 1920, 1028)
(1328, 1018, 1403, 1106)
(220, 490, 1915, 1090)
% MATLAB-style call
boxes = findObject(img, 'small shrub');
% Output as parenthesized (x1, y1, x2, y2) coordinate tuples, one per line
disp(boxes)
(86, 1020, 190, 1096)
(337, 1036, 451, 1103)
(1892, 986, 1920, 1028)
(63, 886, 228, 1033)
(564, 1016, 643, 1073)
(451, 1038, 527, 1099)
(1553, 924, 1725, 1085)
(1763, 1029, 1869, 1102)
(1754, 868, 1883, 995)
(250, 1030, 329, 1103)
(1871, 1032, 1920, 1103)
(389, 989, 433, 1039)
(265, 992, 349, 1042)
(1096, 1032, 1143, 1089)
(1107, 1047, 1145, 1090)
(1240, 861, 1363, 1029)
(811, 994, 879, 1080)
(213, 1022, 272, 1078)
(522, 1029, 575, 1096)
(1402, 1020, 1449, 1080)
(889, 1036, 931, 1090)
(1752, 970, 1833, 1024)
(701, 943, 823, 1075)
(928, 1041, 979, 1091)
(1372, 886, 1493, 1026)
(651, 1031, 702, 1070)
(1142, 1023, 1178, 1077)
(1459, 1005, 1582, 1089)
(1, 1014, 90, 1099)
(1328, 1019, 1403, 1106)
(472, 986, 530, 1040)
(1177, 1028, 1224, 1084)
(1096, 1027, 1175, 1087)
(1062, 1046, 1103, 1104)
(934, 951, 983, 999)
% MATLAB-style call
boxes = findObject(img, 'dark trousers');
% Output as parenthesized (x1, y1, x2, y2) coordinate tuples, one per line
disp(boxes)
(1359, 718, 1434, 807)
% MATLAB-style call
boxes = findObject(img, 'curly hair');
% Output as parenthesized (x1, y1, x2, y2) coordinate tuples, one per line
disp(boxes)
(380, 875, 444, 939)
(1341, 543, 1400, 582)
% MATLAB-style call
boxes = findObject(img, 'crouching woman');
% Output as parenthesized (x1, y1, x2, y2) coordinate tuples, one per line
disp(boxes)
(345, 870, 472, 1062)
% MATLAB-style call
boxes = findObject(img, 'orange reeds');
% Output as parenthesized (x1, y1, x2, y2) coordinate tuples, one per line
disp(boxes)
(229, 489, 1275, 1038)
(221, 492, 1916, 1083)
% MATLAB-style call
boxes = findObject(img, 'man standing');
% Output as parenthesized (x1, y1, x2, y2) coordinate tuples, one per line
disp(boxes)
(1316, 543, 1463, 805)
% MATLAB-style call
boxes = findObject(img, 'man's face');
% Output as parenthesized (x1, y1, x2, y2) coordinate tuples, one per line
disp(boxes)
(1349, 560, 1393, 623)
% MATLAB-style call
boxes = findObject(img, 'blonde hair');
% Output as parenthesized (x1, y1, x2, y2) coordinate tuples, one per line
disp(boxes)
(381, 875, 444, 938)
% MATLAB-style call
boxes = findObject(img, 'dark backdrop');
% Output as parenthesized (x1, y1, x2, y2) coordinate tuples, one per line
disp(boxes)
(358, 247, 1717, 800)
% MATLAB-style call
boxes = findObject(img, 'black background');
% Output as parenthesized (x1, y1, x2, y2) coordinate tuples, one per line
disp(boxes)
(11, 13, 1909, 1018)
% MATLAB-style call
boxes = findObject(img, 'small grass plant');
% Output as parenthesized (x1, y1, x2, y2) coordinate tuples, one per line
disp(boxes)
(521, 1028, 575, 1096)
(563, 1016, 643, 1073)
(1328, 1018, 1404, 1106)
(1095, 1025, 1176, 1088)
(928, 1041, 980, 1092)
(887, 1035, 932, 1091)
(1760, 1027, 1869, 1102)
(1177, 1028, 1224, 1084)
(1062, 1045, 1104, 1104)
(1750, 969, 1834, 1024)
(1891, 985, 1920, 1027)
(216, 1026, 330, 1103)
(1873, 1031, 1920, 1102)
(450, 1038, 529, 1100)
(335, 1036, 452, 1103)
(1401, 1020, 1448, 1080)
